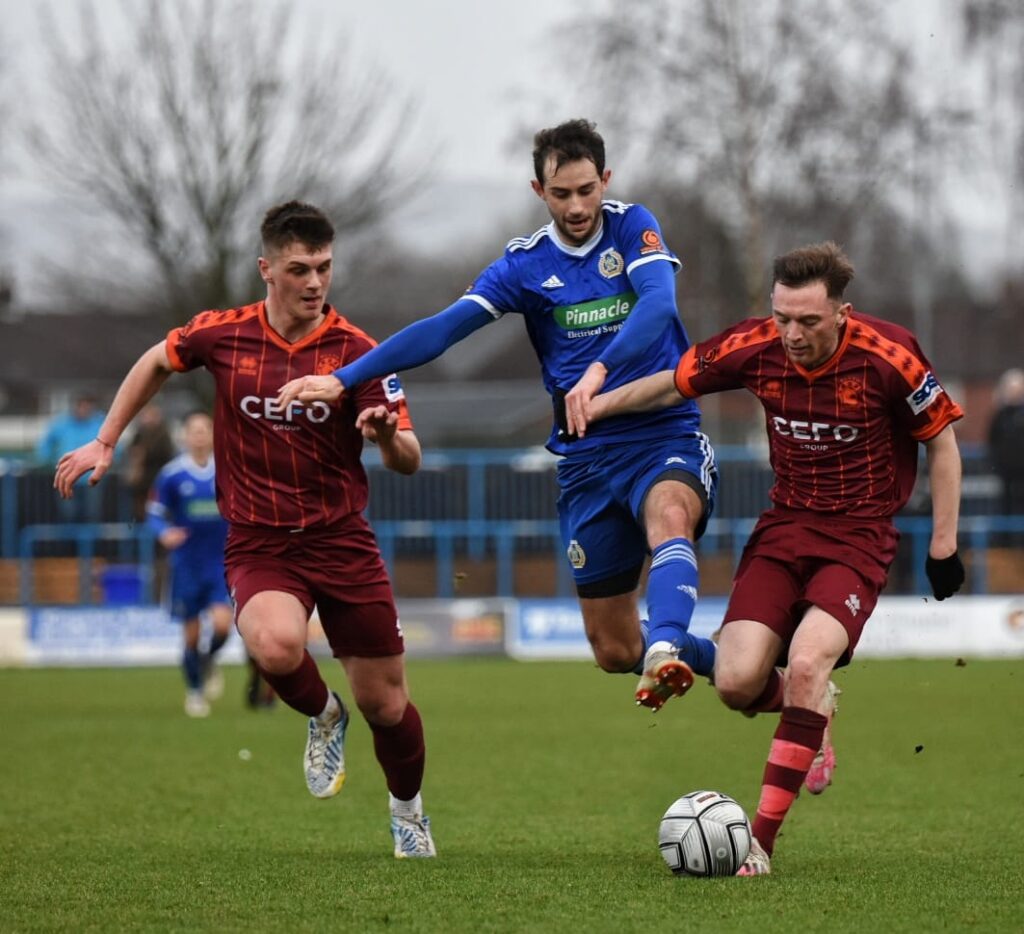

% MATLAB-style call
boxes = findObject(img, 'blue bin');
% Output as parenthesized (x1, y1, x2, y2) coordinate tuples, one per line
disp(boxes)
(101, 565, 143, 605)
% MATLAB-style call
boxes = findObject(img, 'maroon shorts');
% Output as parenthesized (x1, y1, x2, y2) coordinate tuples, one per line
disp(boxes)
(225, 515, 403, 658)
(723, 508, 899, 666)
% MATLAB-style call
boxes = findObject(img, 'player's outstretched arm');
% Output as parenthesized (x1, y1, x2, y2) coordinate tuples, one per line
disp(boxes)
(923, 424, 965, 600)
(54, 342, 175, 498)
(576, 370, 682, 438)
(276, 300, 494, 411)
(356, 405, 422, 475)
(564, 258, 678, 437)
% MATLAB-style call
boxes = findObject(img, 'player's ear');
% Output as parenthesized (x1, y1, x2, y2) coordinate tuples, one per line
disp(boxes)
(258, 256, 273, 284)
(837, 301, 852, 323)
(601, 169, 611, 188)
(530, 179, 544, 199)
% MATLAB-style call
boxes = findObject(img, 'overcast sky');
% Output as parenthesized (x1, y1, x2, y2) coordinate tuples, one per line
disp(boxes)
(0, 0, 1012, 275)
(0, 0, 584, 187)
(0, 0, 596, 259)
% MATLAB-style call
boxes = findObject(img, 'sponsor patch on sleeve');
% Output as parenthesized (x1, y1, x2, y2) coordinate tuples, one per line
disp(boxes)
(639, 229, 666, 255)
(383, 373, 405, 402)
(906, 370, 942, 415)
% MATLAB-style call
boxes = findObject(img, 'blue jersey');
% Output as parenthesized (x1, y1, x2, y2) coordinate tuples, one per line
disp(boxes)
(465, 200, 701, 454)
(146, 455, 227, 578)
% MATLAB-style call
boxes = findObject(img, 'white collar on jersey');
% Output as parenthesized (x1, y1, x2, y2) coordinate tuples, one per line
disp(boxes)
(181, 454, 216, 480)
(546, 217, 605, 257)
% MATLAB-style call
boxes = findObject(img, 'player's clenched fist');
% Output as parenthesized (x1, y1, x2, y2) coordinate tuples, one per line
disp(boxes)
(275, 374, 345, 409)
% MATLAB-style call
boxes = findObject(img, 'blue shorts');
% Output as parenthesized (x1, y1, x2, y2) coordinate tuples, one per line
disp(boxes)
(170, 571, 230, 622)
(555, 433, 718, 591)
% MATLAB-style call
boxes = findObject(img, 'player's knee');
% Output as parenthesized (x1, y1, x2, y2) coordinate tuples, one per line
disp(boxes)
(655, 504, 699, 540)
(243, 628, 304, 675)
(784, 653, 826, 705)
(589, 636, 639, 673)
(713, 669, 758, 710)
(356, 692, 407, 727)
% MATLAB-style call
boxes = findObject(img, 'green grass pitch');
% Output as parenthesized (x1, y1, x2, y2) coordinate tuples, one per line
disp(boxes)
(1, 658, 1021, 932)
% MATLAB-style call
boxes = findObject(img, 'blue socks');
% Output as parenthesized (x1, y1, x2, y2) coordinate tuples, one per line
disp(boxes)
(645, 538, 716, 676)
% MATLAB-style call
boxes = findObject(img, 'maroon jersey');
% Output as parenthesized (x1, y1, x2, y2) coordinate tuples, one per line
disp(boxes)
(166, 302, 413, 529)
(674, 311, 962, 519)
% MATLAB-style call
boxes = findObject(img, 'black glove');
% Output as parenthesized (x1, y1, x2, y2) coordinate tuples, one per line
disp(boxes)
(925, 552, 965, 601)
(552, 388, 577, 443)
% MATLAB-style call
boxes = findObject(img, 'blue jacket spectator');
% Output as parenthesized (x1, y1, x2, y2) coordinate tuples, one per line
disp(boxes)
(36, 394, 109, 522)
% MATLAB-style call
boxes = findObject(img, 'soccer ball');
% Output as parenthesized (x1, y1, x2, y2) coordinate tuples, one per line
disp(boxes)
(658, 790, 752, 877)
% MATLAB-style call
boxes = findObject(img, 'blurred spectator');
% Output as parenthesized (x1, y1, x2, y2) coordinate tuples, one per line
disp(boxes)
(125, 404, 176, 522)
(988, 368, 1024, 541)
(36, 393, 108, 523)
(146, 411, 231, 718)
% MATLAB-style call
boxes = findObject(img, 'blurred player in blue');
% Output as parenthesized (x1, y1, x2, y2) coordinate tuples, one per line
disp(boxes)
(277, 119, 718, 711)
(147, 411, 232, 717)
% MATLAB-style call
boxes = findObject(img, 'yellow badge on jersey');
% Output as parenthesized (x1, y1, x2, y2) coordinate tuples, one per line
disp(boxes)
(598, 248, 624, 279)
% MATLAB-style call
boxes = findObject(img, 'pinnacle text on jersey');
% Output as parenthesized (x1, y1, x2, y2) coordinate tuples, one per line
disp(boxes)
(553, 291, 636, 329)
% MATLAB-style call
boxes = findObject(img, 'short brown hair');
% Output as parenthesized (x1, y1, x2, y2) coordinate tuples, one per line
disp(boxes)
(261, 201, 335, 255)
(532, 119, 606, 185)
(772, 241, 854, 301)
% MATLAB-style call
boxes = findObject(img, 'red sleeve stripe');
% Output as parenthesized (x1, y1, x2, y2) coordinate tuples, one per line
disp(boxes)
(847, 321, 929, 391)
(674, 345, 700, 398)
(674, 320, 776, 397)
(165, 329, 187, 372)
(848, 321, 963, 438)
(166, 305, 262, 372)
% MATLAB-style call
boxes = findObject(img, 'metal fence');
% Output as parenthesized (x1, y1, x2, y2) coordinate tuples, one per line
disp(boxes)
(3, 446, 1020, 605)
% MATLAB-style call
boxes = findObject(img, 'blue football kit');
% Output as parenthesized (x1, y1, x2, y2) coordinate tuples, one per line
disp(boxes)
(146, 454, 229, 621)
(335, 201, 718, 673)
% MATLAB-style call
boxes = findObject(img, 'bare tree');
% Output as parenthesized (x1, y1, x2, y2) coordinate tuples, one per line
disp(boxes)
(30, 0, 426, 320)
(0, 33, 15, 316)
(572, 0, 956, 313)
(959, 0, 1024, 267)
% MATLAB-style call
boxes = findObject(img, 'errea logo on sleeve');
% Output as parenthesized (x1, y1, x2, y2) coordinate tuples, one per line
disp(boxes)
(382, 374, 405, 402)
(906, 371, 943, 415)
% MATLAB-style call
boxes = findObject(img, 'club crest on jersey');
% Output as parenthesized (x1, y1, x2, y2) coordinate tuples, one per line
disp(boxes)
(838, 377, 864, 408)
(907, 371, 942, 415)
(598, 248, 624, 279)
(639, 229, 665, 255)
(317, 354, 342, 375)
(567, 539, 586, 569)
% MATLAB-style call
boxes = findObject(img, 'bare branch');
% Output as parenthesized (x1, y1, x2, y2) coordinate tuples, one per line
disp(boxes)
(30, 0, 429, 320)
(573, 0, 956, 311)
